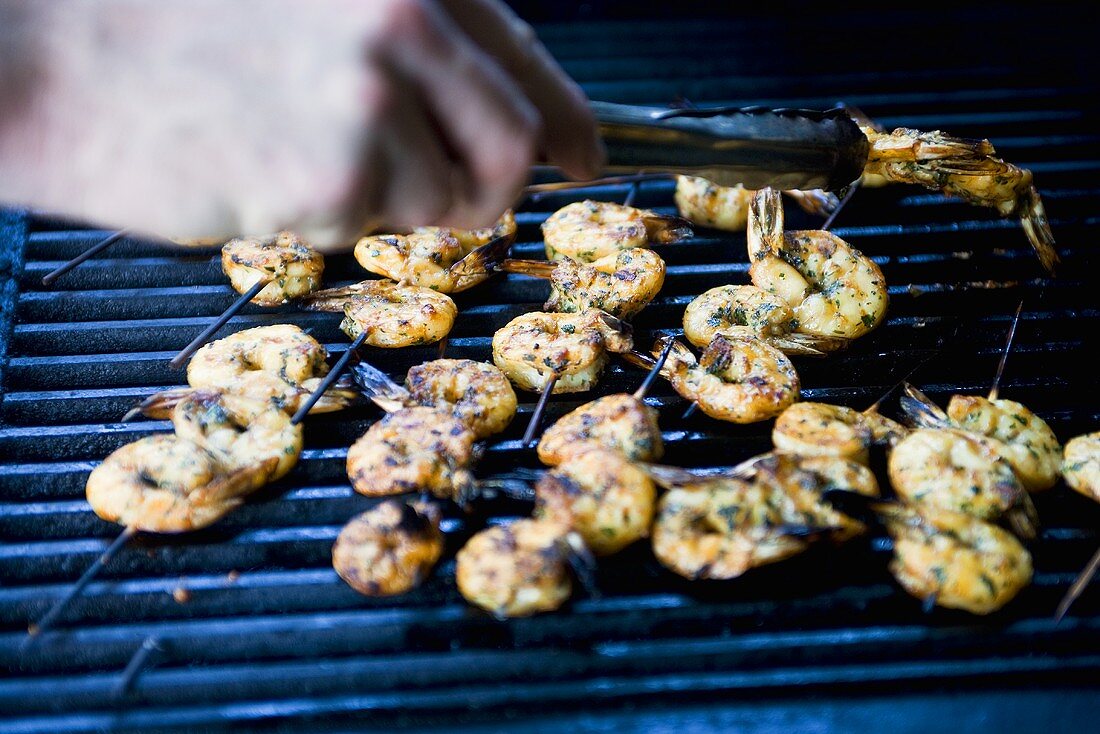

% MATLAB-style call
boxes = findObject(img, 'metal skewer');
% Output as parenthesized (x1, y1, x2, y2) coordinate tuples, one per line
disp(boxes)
(633, 335, 676, 400)
(24, 526, 137, 645)
(41, 229, 130, 287)
(1055, 544, 1100, 623)
(522, 372, 561, 446)
(988, 301, 1024, 401)
(290, 331, 368, 425)
(169, 279, 268, 369)
(113, 636, 163, 702)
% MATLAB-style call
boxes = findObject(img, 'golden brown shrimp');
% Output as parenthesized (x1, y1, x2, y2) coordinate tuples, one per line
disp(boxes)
(345, 406, 477, 501)
(537, 393, 663, 466)
(170, 390, 302, 491)
(656, 335, 799, 424)
(500, 248, 666, 320)
(302, 280, 457, 348)
(647, 464, 858, 580)
(748, 188, 888, 341)
(353, 358, 517, 439)
(882, 502, 1033, 615)
(535, 448, 656, 555)
(683, 284, 849, 356)
(772, 401, 907, 465)
(674, 176, 839, 231)
(332, 500, 444, 597)
(491, 309, 633, 393)
(1063, 432, 1100, 503)
(455, 519, 579, 617)
(541, 200, 692, 262)
(888, 428, 1029, 524)
(354, 211, 516, 293)
(221, 231, 324, 306)
(862, 126, 1058, 273)
(901, 385, 1062, 492)
(133, 324, 359, 420)
(85, 435, 263, 533)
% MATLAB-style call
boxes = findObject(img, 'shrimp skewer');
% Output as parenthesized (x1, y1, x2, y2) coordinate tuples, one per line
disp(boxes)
(497, 248, 667, 320)
(541, 200, 692, 262)
(333, 500, 445, 597)
(862, 126, 1058, 273)
(171, 232, 325, 367)
(354, 213, 515, 293)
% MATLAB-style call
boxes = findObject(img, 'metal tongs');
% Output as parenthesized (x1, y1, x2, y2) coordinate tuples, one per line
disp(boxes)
(591, 101, 868, 192)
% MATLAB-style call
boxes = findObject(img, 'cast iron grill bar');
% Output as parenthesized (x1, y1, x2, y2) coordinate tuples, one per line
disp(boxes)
(2, 17, 1099, 731)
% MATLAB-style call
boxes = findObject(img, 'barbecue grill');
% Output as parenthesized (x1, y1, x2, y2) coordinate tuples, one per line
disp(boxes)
(2, 4, 1099, 732)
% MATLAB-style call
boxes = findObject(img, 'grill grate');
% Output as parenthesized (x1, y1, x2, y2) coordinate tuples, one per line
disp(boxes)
(3, 11, 1100, 733)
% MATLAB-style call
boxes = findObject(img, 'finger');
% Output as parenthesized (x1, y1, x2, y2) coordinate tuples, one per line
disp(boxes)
(439, 0, 605, 180)
(375, 0, 539, 228)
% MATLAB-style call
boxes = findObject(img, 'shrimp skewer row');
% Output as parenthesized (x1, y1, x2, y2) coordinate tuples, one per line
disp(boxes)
(497, 248, 667, 320)
(748, 188, 888, 344)
(354, 212, 515, 293)
(171, 232, 326, 368)
(129, 324, 359, 421)
(624, 334, 800, 424)
(352, 359, 518, 439)
(1055, 432, 1100, 621)
(541, 200, 692, 263)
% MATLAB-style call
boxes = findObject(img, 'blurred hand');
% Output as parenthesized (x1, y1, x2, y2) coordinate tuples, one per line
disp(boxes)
(0, 0, 604, 250)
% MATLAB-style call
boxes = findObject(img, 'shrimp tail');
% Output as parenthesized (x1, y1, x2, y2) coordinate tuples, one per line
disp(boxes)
(638, 462, 713, 489)
(784, 189, 840, 218)
(651, 334, 698, 369)
(560, 531, 599, 599)
(496, 258, 557, 279)
(748, 188, 784, 259)
(194, 458, 278, 506)
(350, 362, 412, 413)
(642, 214, 693, 244)
(474, 477, 537, 502)
(299, 281, 375, 312)
(446, 234, 515, 291)
(593, 310, 634, 353)
(297, 374, 360, 414)
(123, 387, 194, 421)
(1017, 185, 1059, 275)
(898, 382, 951, 429)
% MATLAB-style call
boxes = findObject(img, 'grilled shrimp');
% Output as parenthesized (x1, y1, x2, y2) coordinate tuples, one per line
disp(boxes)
(683, 285, 849, 356)
(303, 280, 457, 347)
(1062, 432, 1100, 503)
(353, 358, 517, 439)
(748, 188, 887, 341)
(354, 211, 515, 293)
(492, 309, 633, 393)
(882, 502, 1033, 615)
(674, 176, 839, 231)
(500, 248, 666, 320)
(332, 500, 444, 596)
(135, 325, 358, 420)
(345, 406, 477, 501)
(541, 200, 692, 262)
(862, 126, 1058, 273)
(888, 428, 1028, 523)
(772, 401, 907, 465)
(171, 390, 302, 491)
(535, 448, 656, 555)
(221, 231, 324, 306)
(656, 335, 799, 424)
(902, 386, 1062, 492)
(648, 465, 857, 580)
(537, 393, 663, 466)
(85, 435, 261, 532)
(455, 519, 578, 617)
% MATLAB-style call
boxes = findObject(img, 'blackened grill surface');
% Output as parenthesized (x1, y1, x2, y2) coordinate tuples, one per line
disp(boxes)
(2, 8, 1100, 733)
